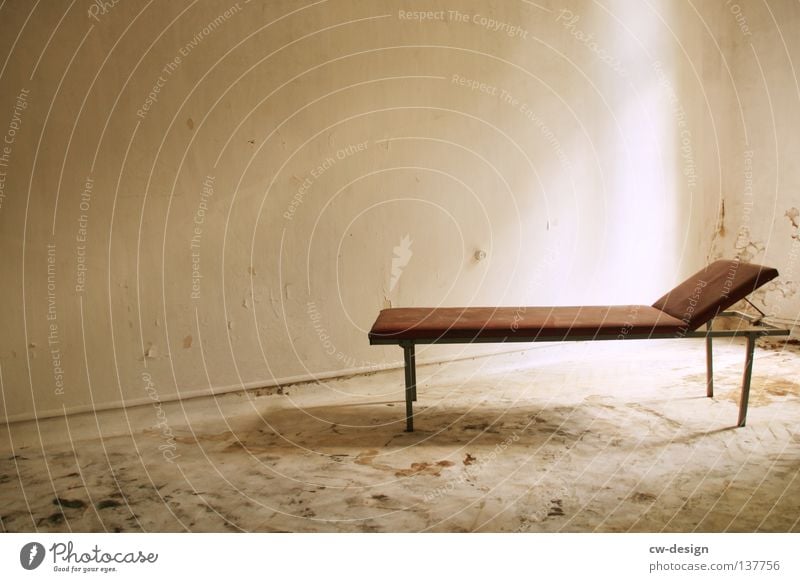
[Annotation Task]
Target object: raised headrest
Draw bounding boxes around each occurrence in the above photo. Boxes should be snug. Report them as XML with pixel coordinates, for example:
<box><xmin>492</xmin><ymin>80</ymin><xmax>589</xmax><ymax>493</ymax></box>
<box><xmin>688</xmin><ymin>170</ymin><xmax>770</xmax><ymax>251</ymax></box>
<box><xmin>652</xmin><ymin>259</ymin><xmax>778</xmax><ymax>331</ymax></box>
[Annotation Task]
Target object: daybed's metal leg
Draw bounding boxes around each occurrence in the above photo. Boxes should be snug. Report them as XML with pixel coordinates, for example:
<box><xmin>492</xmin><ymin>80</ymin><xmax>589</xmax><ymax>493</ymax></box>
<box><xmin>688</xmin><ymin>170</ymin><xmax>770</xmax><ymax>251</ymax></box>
<box><xmin>737</xmin><ymin>333</ymin><xmax>757</xmax><ymax>427</ymax></box>
<box><xmin>402</xmin><ymin>342</ymin><xmax>416</xmax><ymax>432</ymax></box>
<box><xmin>705</xmin><ymin>320</ymin><xmax>714</xmax><ymax>398</ymax></box>
<box><xmin>410</xmin><ymin>349</ymin><xmax>417</xmax><ymax>402</ymax></box>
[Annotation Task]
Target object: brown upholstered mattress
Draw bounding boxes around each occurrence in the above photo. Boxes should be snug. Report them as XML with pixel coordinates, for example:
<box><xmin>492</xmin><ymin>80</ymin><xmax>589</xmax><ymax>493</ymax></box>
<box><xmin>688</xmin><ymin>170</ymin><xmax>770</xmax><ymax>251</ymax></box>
<box><xmin>368</xmin><ymin>260</ymin><xmax>779</xmax><ymax>344</ymax></box>
<box><xmin>369</xmin><ymin>305</ymin><xmax>683</xmax><ymax>342</ymax></box>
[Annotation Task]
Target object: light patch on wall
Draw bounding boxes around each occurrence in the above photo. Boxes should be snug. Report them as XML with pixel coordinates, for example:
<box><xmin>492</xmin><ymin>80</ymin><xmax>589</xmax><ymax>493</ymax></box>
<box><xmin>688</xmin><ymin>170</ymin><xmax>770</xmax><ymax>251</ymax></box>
<box><xmin>389</xmin><ymin>234</ymin><xmax>413</xmax><ymax>291</ymax></box>
<box><xmin>786</xmin><ymin>208</ymin><xmax>799</xmax><ymax>238</ymax></box>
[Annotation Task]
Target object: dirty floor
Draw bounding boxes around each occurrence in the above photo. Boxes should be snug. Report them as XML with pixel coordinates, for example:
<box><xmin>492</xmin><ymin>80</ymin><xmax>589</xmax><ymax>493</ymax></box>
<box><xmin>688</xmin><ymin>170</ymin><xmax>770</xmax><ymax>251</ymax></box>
<box><xmin>1</xmin><ymin>338</ymin><xmax>799</xmax><ymax>532</ymax></box>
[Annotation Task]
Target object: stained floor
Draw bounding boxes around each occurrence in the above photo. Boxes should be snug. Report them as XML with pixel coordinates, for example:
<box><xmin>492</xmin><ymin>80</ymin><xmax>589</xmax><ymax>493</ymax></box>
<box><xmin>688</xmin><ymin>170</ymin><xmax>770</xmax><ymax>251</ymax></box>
<box><xmin>1</xmin><ymin>338</ymin><xmax>799</xmax><ymax>532</ymax></box>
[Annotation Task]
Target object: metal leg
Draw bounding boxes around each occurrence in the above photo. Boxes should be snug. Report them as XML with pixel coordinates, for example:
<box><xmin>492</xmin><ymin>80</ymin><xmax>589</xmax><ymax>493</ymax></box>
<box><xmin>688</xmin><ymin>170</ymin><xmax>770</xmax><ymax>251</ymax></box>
<box><xmin>402</xmin><ymin>342</ymin><xmax>416</xmax><ymax>432</ymax></box>
<box><xmin>409</xmin><ymin>345</ymin><xmax>417</xmax><ymax>402</ymax></box>
<box><xmin>737</xmin><ymin>333</ymin><xmax>757</xmax><ymax>427</ymax></box>
<box><xmin>705</xmin><ymin>320</ymin><xmax>714</xmax><ymax>398</ymax></box>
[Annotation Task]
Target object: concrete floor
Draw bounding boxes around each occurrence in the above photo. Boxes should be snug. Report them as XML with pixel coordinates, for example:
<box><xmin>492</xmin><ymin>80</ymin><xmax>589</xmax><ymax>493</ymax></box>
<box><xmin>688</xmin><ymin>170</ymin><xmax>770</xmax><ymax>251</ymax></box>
<box><xmin>1</xmin><ymin>337</ymin><xmax>799</xmax><ymax>532</ymax></box>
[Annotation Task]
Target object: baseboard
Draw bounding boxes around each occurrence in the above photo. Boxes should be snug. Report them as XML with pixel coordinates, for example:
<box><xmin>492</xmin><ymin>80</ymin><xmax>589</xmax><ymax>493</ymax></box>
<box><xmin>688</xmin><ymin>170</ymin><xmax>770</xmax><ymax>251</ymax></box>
<box><xmin>1</xmin><ymin>342</ymin><xmax>552</xmax><ymax>441</ymax></box>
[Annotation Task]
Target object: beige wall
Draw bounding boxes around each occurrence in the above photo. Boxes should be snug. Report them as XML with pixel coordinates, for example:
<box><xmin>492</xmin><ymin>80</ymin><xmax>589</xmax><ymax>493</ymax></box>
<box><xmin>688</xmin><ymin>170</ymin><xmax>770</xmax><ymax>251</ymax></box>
<box><xmin>706</xmin><ymin>0</ymin><xmax>800</xmax><ymax>326</ymax></box>
<box><xmin>0</xmin><ymin>0</ymin><xmax>759</xmax><ymax>424</ymax></box>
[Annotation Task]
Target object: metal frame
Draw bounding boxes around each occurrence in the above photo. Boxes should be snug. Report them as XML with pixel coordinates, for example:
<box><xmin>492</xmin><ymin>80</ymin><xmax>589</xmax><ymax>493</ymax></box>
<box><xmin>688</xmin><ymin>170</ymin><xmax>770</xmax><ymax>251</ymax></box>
<box><xmin>378</xmin><ymin>311</ymin><xmax>789</xmax><ymax>432</ymax></box>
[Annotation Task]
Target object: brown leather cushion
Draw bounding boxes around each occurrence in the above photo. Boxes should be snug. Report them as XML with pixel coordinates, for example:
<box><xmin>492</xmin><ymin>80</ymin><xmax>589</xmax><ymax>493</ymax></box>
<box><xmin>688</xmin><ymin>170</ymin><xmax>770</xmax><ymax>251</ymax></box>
<box><xmin>651</xmin><ymin>259</ymin><xmax>778</xmax><ymax>331</ymax></box>
<box><xmin>368</xmin><ymin>305</ymin><xmax>685</xmax><ymax>342</ymax></box>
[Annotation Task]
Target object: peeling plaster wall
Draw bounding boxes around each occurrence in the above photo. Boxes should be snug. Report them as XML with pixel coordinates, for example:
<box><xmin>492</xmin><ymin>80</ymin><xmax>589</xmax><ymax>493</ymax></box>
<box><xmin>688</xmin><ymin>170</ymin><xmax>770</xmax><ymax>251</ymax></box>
<box><xmin>707</xmin><ymin>1</ymin><xmax>800</xmax><ymax>326</ymax></box>
<box><xmin>1</xmin><ymin>0</ymin><xmax>722</xmax><ymax>423</ymax></box>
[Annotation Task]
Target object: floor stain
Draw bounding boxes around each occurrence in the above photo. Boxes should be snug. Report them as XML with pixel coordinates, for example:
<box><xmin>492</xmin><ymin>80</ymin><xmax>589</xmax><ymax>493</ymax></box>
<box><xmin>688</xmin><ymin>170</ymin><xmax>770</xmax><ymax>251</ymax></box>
<box><xmin>395</xmin><ymin>460</ymin><xmax>454</xmax><ymax>478</ymax></box>
<box><xmin>631</xmin><ymin>492</ymin><xmax>657</xmax><ymax>503</ymax></box>
<box><xmin>749</xmin><ymin>379</ymin><xmax>800</xmax><ymax>402</ymax></box>
<box><xmin>686</xmin><ymin>373</ymin><xmax>800</xmax><ymax>405</ymax></box>
<box><xmin>53</xmin><ymin>497</ymin><xmax>86</xmax><ymax>510</ymax></box>
<box><xmin>355</xmin><ymin>450</ymin><xmax>380</xmax><ymax>466</ymax></box>
<box><xmin>37</xmin><ymin>512</ymin><xmax>65</xmax><ymax>527</ymax></box>
<box><xmin>547</xmin><ymin>499</ymin><xmax>564</xmax><ymax>517</ymax></box>
<box><xmin>172</xmin><ymin>431</ymin><xmax>234</xmax><ymax>445</ymax></box>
